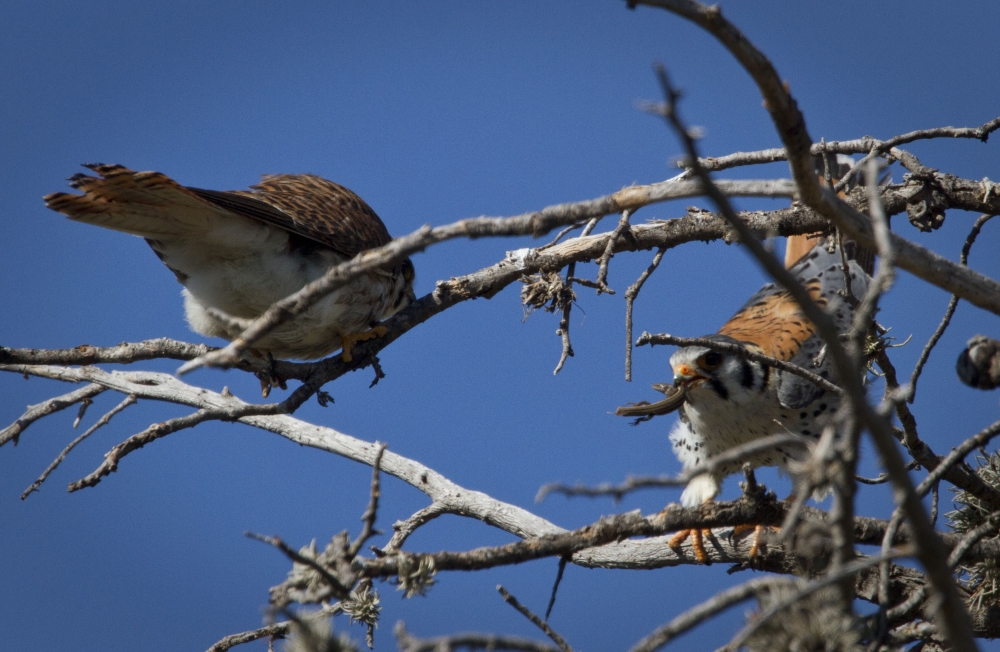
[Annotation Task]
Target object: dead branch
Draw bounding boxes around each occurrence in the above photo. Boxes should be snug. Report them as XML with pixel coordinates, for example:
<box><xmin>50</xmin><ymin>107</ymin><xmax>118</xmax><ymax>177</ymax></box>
<box><xmin>685</xmin><ymin>117</ymin><xmax>1000</xmax><ymax>175</ymax></box>
<box><xmin>206</xmin><ymin>603</ymin><xmax>342</xmax><ymax>652</ymax></box>
<box><xmin>177</xmin><ymin>178</ymin><xmax>796</xmax><ymax>374</ymax></box>
<box><xmin>910</xmin><ymin>214</ymin><xmax>996</xmax><ymax>400</ymax></box>
<box><xmin>348</xmin><ymin>442</ymin><xmax>387</xmax><ymax>558</ymax></box>
<box><xmin>497</xmin><ymin>586</ymin><xmax>573</xmax><ymax>652</ymax></box>
<box><xmin>0</xmin><ymin>383</ymin><xmax>106</xmax><ymax>447</ymax></box>
<box><xmin>538</xmin><ymin>433</ymin><xmax>803</xmax><ymax>501</ymax></box>
<box><xmin>594</xmin><ymin>209</ymin><xmax>634</xmax><ymax>294</ymax></box>
<box><xmin>394</xmin><ymin>622</ymin><xmax>562</xmax><ymax>652</ymax></box>
<box><xmin>553</xmin><ymin>217</ymin><xmax>600</xmax><ymax>374</ymax></box>
<box><xmin>624</xmin><ymin>247</ymin><xmax>666</xmax><ymax>381</ymax></box>
<box><xmin>636</xmin><ymin>332</ymin><xmax>841</xmax><ymax>395</ymax></box>
<box><xmin>628</xmin><ymin>577</ymin><xmax>793</xmax><ymax>652</ymax></box>
<box><xmin>245</xmin><ymin>532</ymin><xmax>353</xmax><ymax>602</ymax></box>
<box><xmin>21</xmin><ymin>394</ymin><xmax>136</xmax><ymax>499</ymax></box>
<box><xmin>631</xmin><ymin>1</ymin><xmax>977</xmax><ymax>645</ymax></box>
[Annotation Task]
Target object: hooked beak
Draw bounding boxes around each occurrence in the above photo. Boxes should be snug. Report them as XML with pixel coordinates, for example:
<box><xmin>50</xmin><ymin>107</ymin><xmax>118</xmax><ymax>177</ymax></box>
<box><xmin>672</xmin><ymin>363</ymin><xmax>706</xmax><ymax>388</ymax></box>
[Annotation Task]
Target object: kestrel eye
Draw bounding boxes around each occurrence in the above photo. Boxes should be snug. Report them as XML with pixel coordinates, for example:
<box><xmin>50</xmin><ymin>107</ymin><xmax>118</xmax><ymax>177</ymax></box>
<box><xmin>700</xmin><ymin>351</ymin><xmax>723</xmax><ymax>369</ymax></box>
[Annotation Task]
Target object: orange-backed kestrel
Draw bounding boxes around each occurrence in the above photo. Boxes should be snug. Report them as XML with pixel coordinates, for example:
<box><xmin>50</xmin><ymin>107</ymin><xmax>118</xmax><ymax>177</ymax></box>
<box><xmin>619</xmin><ymin>236</ymin><xmax>871</xmax><ymax>559</ymax></box>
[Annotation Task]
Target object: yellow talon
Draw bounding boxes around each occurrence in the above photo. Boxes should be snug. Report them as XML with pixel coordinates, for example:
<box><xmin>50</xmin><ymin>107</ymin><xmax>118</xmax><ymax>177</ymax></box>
<box><xmin>667</xmin><ymin>528</ymin><xmax>713</xmax><ymax>564</ymax></box>
<box><xmin>340</xmin><ymin>325</ymin><xmax>389</xmax><ymax>362</ymax></box>
<box><xmin>730</xmin><ymin>523</ymin><xmax>779</xmax><ymax>558</ymax></box>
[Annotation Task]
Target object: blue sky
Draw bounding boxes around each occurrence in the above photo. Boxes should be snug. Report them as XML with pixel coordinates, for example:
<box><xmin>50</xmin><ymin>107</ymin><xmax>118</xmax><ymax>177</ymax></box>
<box><xmin>2</xmin><ymin>1</ymin><xmax>999</xmax><ymax>650</ymax></box>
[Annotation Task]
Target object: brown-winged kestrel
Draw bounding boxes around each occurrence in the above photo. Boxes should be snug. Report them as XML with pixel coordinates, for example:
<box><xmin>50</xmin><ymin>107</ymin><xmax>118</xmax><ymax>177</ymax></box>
<box><xmin>45</xmin><ymin>164</ymin><xmax>415</xmax><ymax>362</ymax></box>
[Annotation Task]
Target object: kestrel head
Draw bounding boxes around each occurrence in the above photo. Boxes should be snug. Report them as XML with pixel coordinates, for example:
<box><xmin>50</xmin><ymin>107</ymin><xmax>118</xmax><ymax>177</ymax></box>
<box><xmin>392</xmin><ymin>258</ymin><xmax>418</xmax><ymax>313</ymax></box>
<box><xmin>668</xmin><ymin>335</ymin><xmax>770</xmax><ymax>407</ymax></box>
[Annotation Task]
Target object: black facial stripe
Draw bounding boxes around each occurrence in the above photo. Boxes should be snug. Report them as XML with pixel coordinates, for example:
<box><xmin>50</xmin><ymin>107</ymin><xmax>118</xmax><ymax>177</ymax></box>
<box><xmin>708</xmin><ymin>377</ymin><xmax>729</xmax><ymax>401</ymax></box>
<box><xmin>760</xmin><ymin>363</ymin><xmax>771</xmax><ymax>388</ymax></box>
<box><xmin>739</xmin><ymin>358</ymin><xmax>754</xmax><ymax>389</ymax></box>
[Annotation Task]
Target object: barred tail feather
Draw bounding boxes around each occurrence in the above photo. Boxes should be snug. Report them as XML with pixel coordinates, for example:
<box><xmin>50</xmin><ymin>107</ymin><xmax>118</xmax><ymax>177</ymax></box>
<box><xmin>44</xmin><ymin>164</ymin><xmax>233</xmax><ymax>241</ymax></box>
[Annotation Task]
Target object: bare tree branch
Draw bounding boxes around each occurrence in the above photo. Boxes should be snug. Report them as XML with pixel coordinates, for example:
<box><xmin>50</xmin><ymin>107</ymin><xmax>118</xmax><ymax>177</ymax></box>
<box><xmin>206</xmin><ymin>603</ymin><xmax>342</xmax><ymax>652</ymax></box>
<box><xmin>909</xmin><ymin>214</ymin><xmax>996</xmax><ymax>401</ymax></box>
<box><xmin>594</xmin><ymin>209</ymin><xmax>634</xmax><ymax>294</ymax></box>
<box><xmin>874</xmin><ymin>351</ymin><xmax>1000</xmax><ymax>507</ymax></box>
<box><xmin>176</xmin><ymin>179</ymin><xmax>796</xmax><ymax>375</ymax></box>
<box><xmin>349</xmin><ymin>442</ymin><xmax>388</xmax><ymax>558</ymax></box>
<box><xmin>395</xmin><ymin>622</ymin><xmax>561</xmax><ymax>652</ymax></box>
<box><xmin>723</xmin><ymin>550</ymin><xmax>909</xmax><ymax>652</ymax></box>
<box><xmin>497</xmin><ymin>586</ymin><xmax>573</xmax><ymax>652</ymax></box>
<box><xmin>624</xmin><ymin>247</ymin><xmax>666</xmax><ymax>381</ymax></box>
<box><xmin>553</xmin><ymin>217</ymin><xmax>600</xmax><ymax>374</ymax></box>
<box><xmin>629</xmin><ymin>2</ymin><xmax>978</xmax><ymax>645</ymax></box>
<box><xmin>636</xmin><ymin>332</ymin><xmax>841</xmax><ymax>395</ymax></box>
<box><xmin>245</xmin><ymin>532</ymin><xmax>352</xmax><ymax>601</ymax></box>
<box><xmin>538</xmin><ymin>433</ymin><xmax>803</xmax><ymax>501</ymax></box>
<box><xmin>21</xmin><ymin>394</ymin><xmax>137</xmax><ymax>499</ymax></box>
<box><xmin>0</xmin><ymin>383</ymin><xmax>106</xmax><ymax>447</ymax></box>
<box><xmin>685</xmin><ymin>117</ymin><xmax>1000</xmax><ymax>174</ymax></box>
<box><xmin>629</xmin><ymin>577</ymin><xmax>792</xmax><ymax>652</ymax></box>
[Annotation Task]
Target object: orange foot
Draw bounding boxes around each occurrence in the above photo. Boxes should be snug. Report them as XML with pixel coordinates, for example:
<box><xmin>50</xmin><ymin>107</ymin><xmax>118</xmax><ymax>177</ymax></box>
<box><xmin>668</xmin><ymin>528</ymin><xmax>714</xmax><ymax>564</ymax></box>
<box><xmin>730</xmin><ymin>524</ymin><xmax>779</xmax><ymax>557</ymax></box>
<box><xmin>341</xmin><ymin>325</ymin><xmax>388</xmax><ymax>362</ymax></box>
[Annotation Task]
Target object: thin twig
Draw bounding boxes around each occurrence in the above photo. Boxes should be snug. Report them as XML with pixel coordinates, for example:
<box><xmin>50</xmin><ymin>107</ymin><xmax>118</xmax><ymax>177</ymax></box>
<box><xmin>245</xmin><ymin>532</ymin><xmax>352</xmax><ymax>599</ymax></box>
<box><xmin>887</xmin><ymin>511</ymin><xmax>1000</xmax><ymax>623</ymax></box>
<box><xmin>908</xmin><ymin>214</ymin><xmax>995</xmax><ymax>401</ymax></box>
<box><xmin>394</xmin><ymin>621</ymin><xmax>561</xmax><ymax>652</ymax></box>
<box><xmin>554</xmin><ymin>217</ymin><xmax>600</xmax><ymax>375</ymax></box>
<box><xmin>67</xmin><ymin>408</ymin><xmax>241</xmax><ymax>491</ymax></box>
<box><xmin>206</xmin><ymin>603</ymin><xmax>342</xmax><ymax>652</ymax></box>
<box><xmin>22</xmin><ymin>394</ymin><xmax>137</xmax><ymax>499</ymax></box>
<box><xmin>382</xmin><ymin>502</ymin><xmax>449</xmax><ymax>554</ymax></box>
<box><xmin>497</xmin><ymin>585</ymin><xmax>573</xmax><ymax>652</ymax></box>
<box><xmin>855</xmin><ymin>460</ymin><xmax>920</xmax><ymax>485</ymax></box>
<box><xmin>637</xmin><ymin>332</ymin><xmax>841</xmax><ymax>395</ymax></box>
<box><xmin>628</xmin><ymin>577</ymin><xmax>792</xmax><ymax>652</ymax></box>
<box><xmin>930</xmin><ymin>482</ymin><xmax>940</xmax><ymax>527</ymax></box>
<box><xmin>72</xmin><ymin>397</ymin><xmax>93</xmax><ymax>428</ymax></box>
<box><xmin>875</xmin><ymin>350</ymin><xmax>1000</xmax><ymax>506</ymax></box>
<box><xmin>538</xmin><ymin>221</ymin><xmax>588</xmax><ymax>250</ymax></box>
<box><xmin>625</xmin><ymin>247</ymin><xmax>667</xmax><ymax>382</ymax></box>
<box><xmin>0</xmin><ymin>383</ymin><xmax>106</xmax><ymax>447</ymax></box>
<box><xmin>850</xmin><ymin>160</ymin><xmax>896</xmax><ymax>342</ymax></box>
<box><xmin>826</xmin><ymin>409</ymin><xmax>862</xmax><ymax>612</ymax></box>
<box><xmin>349</xmin><ymin>442</ymin><xmax>387</xmax><ymax>557</ymax></box>
<box><xmin>723</xmin><ymin>550</ymin><xmax>909</xmax><ymax>652</ymax></box>
<box><xmin>879</xmin><ymin>417</ymin><xmax>1000</xmax><ymax>612</ymax></box>
<box><xmin>594</xmin><ymin>209</ymin><xmax>634</xmax><ymax>294</ymax></box>
<box><xmin>544</xmin><ymin>557</ymin><xmax>568</xmax><ymax>621</ymax></box>
<box><xmin>537</xmin><ymin>433</ymin><xmax>804</xmax><ymax>502</ymax></box>
<box><xmin>683</xmin><ymin>117</ymin><xmax>1000</xmax><ymax>175</ymax></box>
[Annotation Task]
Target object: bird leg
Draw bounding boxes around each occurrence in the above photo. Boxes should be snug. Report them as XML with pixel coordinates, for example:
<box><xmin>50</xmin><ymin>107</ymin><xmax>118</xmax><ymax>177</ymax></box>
<box><xmin>667</xmin><ymin>527</ymin><xmax>713</xmax><ymax>564</ymax></box>
<box><xmin>729</xmin><ymin>491</ymin><xmax>795</xmax><ymax>557</ymax></box>
<box><xmin>729</xmin><ymin>524</ymin><xmax>770</xmax><ymax>557</ymax></box>
<box><xmin>252</xmin><ymin>350</ymin><xmax>287</xmax><ymax>398</ymax></box>
<box><xmin>340</xmin><ymin>325</ymin><xmax>388</xmax><ymax>362</ymax></box>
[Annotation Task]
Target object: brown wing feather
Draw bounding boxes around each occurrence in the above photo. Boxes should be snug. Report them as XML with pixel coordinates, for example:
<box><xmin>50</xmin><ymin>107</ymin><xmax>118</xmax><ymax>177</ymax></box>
<box><xmin>48</xmin><ymin>164</ymin><xmax>394</xmax><ymax>260</ymax></box>
<box><xmin>44</xmin><ymin>164</ymin><xmax>235</xmax><ymax>239</ymax></box>
<box><xmin>192</xmin><ymin>174</ymin><xmax>393</xmax><ymax>259</ymax></box>
<box><xmin>718</xmin><ymin>279</ymin><xmax>826</xmax><ymax>361</ymax></box>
